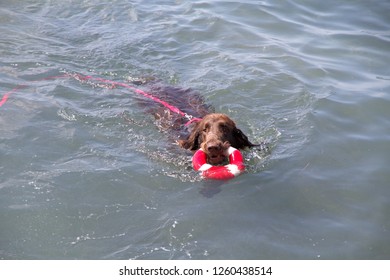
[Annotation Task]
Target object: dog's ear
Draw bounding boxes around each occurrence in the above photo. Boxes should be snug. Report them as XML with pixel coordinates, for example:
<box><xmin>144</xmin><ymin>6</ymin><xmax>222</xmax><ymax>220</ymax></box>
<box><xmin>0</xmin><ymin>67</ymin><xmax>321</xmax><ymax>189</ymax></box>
<box><xmin>178</xmin><ymin>123</ymin><xmax>202</xmax><ymax>151</ymax></box>
<box><xmin>178</xmin><ymin>132</ymin><xmax>200</xmax><ymax>151</ymax></box>
<box><xmin>232</xmin><ymin>127</ymin><xmax>253</xmax><ymax>149</ymax></box>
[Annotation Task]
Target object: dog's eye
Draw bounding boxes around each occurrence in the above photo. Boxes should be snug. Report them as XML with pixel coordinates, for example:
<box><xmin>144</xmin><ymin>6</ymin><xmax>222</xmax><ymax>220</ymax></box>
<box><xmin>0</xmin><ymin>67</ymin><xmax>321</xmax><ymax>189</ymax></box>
<box><xmin>219</xmin><ymin>123</ymin><xmax>228</xmax><ymax>132</ymax></box>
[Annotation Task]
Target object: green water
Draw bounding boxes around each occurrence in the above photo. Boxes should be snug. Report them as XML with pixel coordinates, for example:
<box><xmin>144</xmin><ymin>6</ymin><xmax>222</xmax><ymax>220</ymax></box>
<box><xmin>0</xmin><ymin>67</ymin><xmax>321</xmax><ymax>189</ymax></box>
<box><xmin>1</xmin><ymin>0</ymin><xmax>389</xmax><ymax>259</ymax></box>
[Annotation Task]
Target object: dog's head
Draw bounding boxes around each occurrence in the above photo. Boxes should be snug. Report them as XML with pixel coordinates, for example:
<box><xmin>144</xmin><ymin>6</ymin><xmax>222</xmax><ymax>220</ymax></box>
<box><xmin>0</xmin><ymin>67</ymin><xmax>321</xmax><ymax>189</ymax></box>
<box><xmin>179</xmin><ymin>113</ymin><xmax>253</xmax><ymax>164</ymax></box>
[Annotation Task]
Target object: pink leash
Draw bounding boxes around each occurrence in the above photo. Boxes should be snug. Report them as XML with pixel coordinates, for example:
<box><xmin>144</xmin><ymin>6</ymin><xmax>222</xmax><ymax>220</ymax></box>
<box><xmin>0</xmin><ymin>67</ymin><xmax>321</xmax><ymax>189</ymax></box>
<box><xmin>0</xmin><ymin>73</ymin><xmax>202</xmax><ymax>125</ymax></box>
<box><xmin>0</xmin><ymin>74</ymin><xmax>66</xmax><ymax>107</ymax></box>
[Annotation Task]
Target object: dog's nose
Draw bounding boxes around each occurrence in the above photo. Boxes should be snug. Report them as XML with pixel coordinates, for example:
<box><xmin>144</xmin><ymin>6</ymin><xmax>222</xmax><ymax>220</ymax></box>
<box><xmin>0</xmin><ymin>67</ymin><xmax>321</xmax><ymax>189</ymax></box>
<box><xmin>207</xmin><ymin>142</ymin><xmax>222</xmax><ymax>152</ymax></box>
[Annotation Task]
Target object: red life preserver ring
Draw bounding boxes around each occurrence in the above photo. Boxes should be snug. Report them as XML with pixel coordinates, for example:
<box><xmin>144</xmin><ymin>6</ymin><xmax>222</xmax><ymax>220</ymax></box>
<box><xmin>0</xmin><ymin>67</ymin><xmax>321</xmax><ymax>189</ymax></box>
<box><xmin>192</xmin><ymin>147</ymin><xmax>245</xmax><ymax>180</ymax></box>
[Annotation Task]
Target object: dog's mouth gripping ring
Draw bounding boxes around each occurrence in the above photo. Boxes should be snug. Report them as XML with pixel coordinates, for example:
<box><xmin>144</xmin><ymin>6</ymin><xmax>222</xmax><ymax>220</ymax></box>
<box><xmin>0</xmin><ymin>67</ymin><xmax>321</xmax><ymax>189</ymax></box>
<box><xmin>192</xmin><ymin>147</ymin><xmax>245</xmax><ymax>180</ymax></box>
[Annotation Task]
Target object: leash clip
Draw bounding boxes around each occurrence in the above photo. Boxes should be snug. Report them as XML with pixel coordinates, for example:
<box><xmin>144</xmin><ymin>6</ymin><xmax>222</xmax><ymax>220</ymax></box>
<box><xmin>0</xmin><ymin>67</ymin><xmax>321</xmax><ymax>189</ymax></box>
<box><xmin>184</xmin><ymin>113</ymin><xmax>194</xmax><ymax>121</ymax></box>
<box><xmin>184</xmin><ymin>113</ymin><xmax>202</xmax><ymax>126</ymax></box>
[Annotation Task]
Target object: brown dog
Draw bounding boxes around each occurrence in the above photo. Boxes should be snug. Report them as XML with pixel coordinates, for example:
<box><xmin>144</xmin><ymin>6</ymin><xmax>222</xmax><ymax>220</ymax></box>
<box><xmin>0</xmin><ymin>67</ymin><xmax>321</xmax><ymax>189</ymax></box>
<box><xmin>127</xmin><ymin>79</ymin><xmax>260</xmax><ymax>165</ymax></box>
<box><xmin>178</xmin><ymin>113</ymin><xmax>256</xmax><ymax>164</ymax></box>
